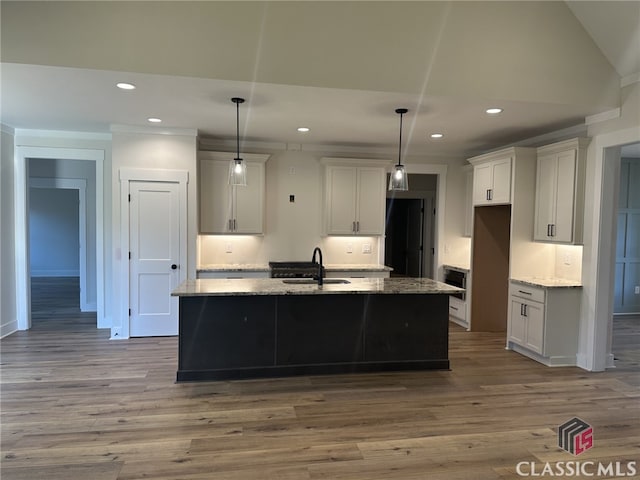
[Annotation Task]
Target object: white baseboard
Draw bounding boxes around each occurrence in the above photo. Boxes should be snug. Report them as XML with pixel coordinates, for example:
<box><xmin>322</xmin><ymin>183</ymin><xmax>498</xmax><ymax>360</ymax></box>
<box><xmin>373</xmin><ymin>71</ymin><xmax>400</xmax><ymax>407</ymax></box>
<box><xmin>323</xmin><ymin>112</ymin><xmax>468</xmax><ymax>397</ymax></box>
<box><xmin>1</xmin><ymin>319</ymin><xmax>18</xmax><ymax>338</ymax></box>
<box><xmin>81</xmin><ymin>302</ymin><xmax>97</xmax><ymax>313</ymax></box>
<box><xmin>31</xmin><ymin>270</ymin><xmax>80</xmax><ymax>277</ymax></box>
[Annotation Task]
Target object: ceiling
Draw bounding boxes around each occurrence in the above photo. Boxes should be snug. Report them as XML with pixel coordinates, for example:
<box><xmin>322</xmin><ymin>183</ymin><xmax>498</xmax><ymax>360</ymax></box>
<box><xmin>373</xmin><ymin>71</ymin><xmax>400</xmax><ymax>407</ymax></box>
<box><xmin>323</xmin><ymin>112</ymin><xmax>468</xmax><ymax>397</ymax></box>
<box><xmin>1</xmin><ymin>1</ymin><xmax>638</xmax><ymax>160</ymax></box>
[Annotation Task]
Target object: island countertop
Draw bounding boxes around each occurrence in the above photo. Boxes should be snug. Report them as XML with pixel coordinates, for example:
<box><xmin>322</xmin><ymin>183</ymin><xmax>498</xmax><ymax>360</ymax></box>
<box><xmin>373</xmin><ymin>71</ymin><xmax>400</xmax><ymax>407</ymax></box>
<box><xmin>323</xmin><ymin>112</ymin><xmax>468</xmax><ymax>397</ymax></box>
<box><xmin>172</xmin><ymin>277</ymin><xmax>463</xmax><ymax>297</ymax></box>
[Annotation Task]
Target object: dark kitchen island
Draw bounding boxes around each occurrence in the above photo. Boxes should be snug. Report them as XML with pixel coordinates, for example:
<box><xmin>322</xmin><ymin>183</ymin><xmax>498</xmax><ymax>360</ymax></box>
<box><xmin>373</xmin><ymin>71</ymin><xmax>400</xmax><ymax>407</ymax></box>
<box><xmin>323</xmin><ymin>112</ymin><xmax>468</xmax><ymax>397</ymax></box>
<box><xmin>171</xmin><ymin>277</ymin><xmax>463</xmax><ymax>382</ymax></box>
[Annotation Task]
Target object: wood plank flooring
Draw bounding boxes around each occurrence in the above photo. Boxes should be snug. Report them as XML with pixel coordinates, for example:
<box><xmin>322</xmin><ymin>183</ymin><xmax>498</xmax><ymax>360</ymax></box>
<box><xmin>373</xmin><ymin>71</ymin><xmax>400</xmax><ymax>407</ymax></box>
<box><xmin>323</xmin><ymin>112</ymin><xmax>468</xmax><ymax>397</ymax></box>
<box><xmin>1</xmin><ymin>278</ymin><xmax>638</xmax><ymax>479</ymax></box>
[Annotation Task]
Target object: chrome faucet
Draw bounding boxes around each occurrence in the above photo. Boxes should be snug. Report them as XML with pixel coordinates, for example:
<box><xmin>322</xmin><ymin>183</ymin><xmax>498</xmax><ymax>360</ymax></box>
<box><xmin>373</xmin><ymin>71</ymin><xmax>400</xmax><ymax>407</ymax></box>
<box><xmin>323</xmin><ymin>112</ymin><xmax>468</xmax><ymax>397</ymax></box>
<box><xmin>311</xmin><ymin>247</ymin><xmax>323</xmax><ymax>286</ymax></box>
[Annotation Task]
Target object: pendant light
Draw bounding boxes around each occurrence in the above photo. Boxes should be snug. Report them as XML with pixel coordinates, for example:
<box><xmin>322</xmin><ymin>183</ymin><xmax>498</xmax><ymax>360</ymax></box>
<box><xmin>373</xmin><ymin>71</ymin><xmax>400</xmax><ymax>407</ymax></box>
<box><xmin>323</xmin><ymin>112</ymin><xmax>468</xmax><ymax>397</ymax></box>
<box><xmin>229</xmin><ymin>97</ymin><xmax>247</xmax><ymax>186</ymax></box>
<box><xmin>389</xmin><ymin>108</ymin><xmax>409</xmax><ymax>191</ymax></box>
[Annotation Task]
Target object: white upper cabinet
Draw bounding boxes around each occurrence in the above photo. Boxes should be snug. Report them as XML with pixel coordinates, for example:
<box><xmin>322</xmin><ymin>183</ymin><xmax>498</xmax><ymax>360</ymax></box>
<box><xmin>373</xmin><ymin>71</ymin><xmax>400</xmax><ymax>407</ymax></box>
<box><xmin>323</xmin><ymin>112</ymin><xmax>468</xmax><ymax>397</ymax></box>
<box><xmin>322</xmin><ymin>158</ymin><xmax>387</xmax><ymax>235</ymax></box>
<box><xmin>533</xmin><ymin>138</ymin><xmax>589</xmax><ymax>244</ymax></box>
<box><xmin>199</xmin><ymin>152</ymin><xmax>269</xmax><ymax>234</ymax></box>
<box><xmin>469</xmin><ymin>152</ymin><xmax>512</xmax><ymax>205</ymax></box>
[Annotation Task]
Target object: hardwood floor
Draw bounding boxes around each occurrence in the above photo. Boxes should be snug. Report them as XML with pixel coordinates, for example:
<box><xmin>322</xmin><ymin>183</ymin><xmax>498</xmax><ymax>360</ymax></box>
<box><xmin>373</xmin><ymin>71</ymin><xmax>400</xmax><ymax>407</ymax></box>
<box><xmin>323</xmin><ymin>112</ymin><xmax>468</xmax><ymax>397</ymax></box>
<box><xmin>1</xmin><ymin>278</ymin><xmax>638</xmax><ymax>479</ymax></box>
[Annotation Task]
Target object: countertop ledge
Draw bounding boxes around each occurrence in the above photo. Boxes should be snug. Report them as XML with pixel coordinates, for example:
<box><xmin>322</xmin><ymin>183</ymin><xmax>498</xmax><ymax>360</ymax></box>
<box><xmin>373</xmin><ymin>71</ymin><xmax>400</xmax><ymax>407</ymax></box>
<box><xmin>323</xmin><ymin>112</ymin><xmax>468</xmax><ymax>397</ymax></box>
<box><xmin>442</xmin><ymin>263</ymin><xmax>470</xmax><ymax>273</ymax></box>
<box><xmin>173</xmin><ymin>277</ymin><xmax>462</xmax><ymax>297</ymax></box>
<box><xmin>197</xmin><ymin>264</ymin><xmax>393</xmax><ymax>273</ymax></box>
<box><xmin>511</xmin><ymin>277</ymin><xmax>583</xmax><ymax>288</ymax></box>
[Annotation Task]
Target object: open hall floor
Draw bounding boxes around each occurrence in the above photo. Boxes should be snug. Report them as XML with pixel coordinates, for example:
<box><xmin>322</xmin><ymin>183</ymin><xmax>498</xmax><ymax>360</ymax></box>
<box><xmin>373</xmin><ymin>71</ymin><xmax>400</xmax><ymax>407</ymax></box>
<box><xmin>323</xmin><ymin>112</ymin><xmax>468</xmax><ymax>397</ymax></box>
<box><xmin>1</xmin><ymin>278</ymin><xmax>638</xmax><ymax>479</ymax></box>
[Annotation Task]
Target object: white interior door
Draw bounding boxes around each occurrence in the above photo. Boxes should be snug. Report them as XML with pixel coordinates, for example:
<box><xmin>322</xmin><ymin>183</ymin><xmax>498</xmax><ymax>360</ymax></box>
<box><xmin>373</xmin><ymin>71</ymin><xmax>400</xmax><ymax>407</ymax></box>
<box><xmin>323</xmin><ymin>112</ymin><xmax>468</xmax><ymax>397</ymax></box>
<box><xmin>129</xmin><ymin>181</ymin><xmax>180</xmax><ymax>336</ymax></box>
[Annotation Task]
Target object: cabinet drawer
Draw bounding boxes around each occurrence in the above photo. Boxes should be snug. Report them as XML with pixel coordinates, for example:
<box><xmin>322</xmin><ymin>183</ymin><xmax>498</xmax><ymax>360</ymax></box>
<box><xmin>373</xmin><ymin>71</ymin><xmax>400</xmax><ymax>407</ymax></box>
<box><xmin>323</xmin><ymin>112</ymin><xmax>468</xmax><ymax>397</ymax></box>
<box><xmin>511</xmin><ymin>283</ymin><xmax>545</xmax><ymax>303</ymax></box>
<box><xmin>448</xmin><ymin>296</ymin><xmax>467</xmax><ymax>321</ymax></box>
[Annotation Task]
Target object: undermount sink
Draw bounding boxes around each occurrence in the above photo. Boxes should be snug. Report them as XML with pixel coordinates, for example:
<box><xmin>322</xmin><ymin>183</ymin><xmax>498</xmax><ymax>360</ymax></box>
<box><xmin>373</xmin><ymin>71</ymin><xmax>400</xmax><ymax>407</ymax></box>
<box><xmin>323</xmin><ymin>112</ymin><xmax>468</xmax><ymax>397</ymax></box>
<box><xmin>281</xmin><ymin>279</ymin><xmax>351</xmax><ymax>285</ymax></box>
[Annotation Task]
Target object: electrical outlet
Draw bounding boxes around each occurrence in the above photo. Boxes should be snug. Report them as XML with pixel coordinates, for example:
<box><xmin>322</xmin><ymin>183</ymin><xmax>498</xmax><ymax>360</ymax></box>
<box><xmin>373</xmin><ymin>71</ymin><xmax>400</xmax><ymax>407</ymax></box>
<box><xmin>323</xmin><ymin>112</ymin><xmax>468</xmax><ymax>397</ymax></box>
<box><xmin>346</xmin><ymin>243</ymin><xmax>353</xmax><ymax>254</ymax></box>
<box><xmin>563</xmin><ymin>253</ymin><xmax>572</xmax><ymax>265</ymax></box>
<box><xmin>289</xmin><ymin>166</ymin><xmax>296</xmax><ymax>175</ymax></box>
<box><xmin>635</xmin><ymin>286</ymin><xmax>640</xmax><ymax>295</ymax></box>
<box><xmin>225</xmin><ymin>243</ymin><xmax>233</xmax><ymax>253</ymax></box>
<box><xmin>362</xmin><ymin>243</ymin><xmax>372</xmax><ymax>254</ymax></box>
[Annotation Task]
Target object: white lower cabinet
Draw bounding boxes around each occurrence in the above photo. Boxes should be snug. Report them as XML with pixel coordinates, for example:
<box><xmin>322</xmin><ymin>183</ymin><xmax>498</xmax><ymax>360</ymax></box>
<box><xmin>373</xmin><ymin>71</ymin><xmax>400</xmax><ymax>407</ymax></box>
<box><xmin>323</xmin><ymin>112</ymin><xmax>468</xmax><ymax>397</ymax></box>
<box><xmin>507</xmin><ymin>282</ymin><xmax>581</xmax><ymax>366</ymax></box>
<box><xmin>448</xmin><ymin>296</ymin><xmax>468</xmax><ymax>328</ymax></box>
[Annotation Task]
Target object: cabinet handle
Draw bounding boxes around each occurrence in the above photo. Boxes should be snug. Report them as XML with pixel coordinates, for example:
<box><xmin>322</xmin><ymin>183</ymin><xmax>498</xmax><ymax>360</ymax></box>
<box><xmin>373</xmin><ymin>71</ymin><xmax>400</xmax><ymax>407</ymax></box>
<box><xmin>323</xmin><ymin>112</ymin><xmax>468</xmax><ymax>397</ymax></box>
<box><xmin>228</xmin><ymin>219</ymin><xmax>233</xmax><ymax>231</ymax></box>
<box><xmin>234</xmin><ymin>219</ymin><xmax>237</xmax><ymax>231</ymax></box>
<box><xmin>486</xmin><ymin>189</ymin><xmax>491</xmax><ymax>201</ymax></box>
<box><xmin>352</xmin><ymin>221</ymin><xmax>356</xmax><ymax>233</ymax></box>
<box><xmin>450</xmin><ymin>306</ymin><xmax>458</xmax><ymax>311</ymax></box>
<box><xmin>551</xmin><ymin>224</ymin><xmax>555</xmax><ymax>237</ymax></box>
<box><xmin>518</xmin><ymin>290</ymin><xmax>532</xmax><ymax>296</ymax></box>
<box><xmin>523</xmin><ymin>304</ymin><xmax>528</xmax><ymax>317</ymax></box>
<box><xmin>547</xmin><ymin>224</ymin><xmax>551</xmax><ymax>237</ymax></box>
<box><xmin>356</xmin><ymin>221</ymin><xmax>360</xmax><ymax>232</ymax></box>
<box><xmin>520</xmin><ymin>304</ymin><xmax>524</xmax><ymax>316</ymax></box>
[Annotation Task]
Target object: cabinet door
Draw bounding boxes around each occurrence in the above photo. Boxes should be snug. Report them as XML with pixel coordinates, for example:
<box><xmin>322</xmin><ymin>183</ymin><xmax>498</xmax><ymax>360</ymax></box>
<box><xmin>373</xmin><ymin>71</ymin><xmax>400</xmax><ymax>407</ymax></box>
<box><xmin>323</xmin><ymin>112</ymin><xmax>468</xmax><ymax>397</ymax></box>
<box><xmin>199</xmin><ymin>160</ymin><xmax>232</xmax><ymax>233</ymax></box>
<box><xmin>473</xmin><ymin>163</ymin><xmax>493</xmax><ymax>205</ymax></box>
<box><xmin>234</xmin><ymin>162</ymin><xmax>265</xmax><ymax>234</ymax></box>
<box><xmin>326</xmin><ymin>166</ymin><xmax>358</xmax><ymax>234</ymax></box>
<box><xmin>524</xmin><ymin>301</ymin><xmax>544</xmax><ymax>354</ymax></box>
<box><xmin>490</xmin><ymin>157</ymin><xmax>512</xmax><ymax>204</ymax></box>
<box><xmin>356</xmin><ymin>167</ymin><xmax>385</xmax><ymax>234</ymax></box>
<box><xmin>552</xmin><ymin>150</ymin><xmax>577</xmax><ymax>243</ymax></box>
<box><xmin>509</xmin><ymin>298</ymin><xmax>527</xmax><ymax>345</ymax></box>
<box><xmin>534</xmin><ymin>153</ymin><xmax>557</xmax><ymax>241</ymax></box>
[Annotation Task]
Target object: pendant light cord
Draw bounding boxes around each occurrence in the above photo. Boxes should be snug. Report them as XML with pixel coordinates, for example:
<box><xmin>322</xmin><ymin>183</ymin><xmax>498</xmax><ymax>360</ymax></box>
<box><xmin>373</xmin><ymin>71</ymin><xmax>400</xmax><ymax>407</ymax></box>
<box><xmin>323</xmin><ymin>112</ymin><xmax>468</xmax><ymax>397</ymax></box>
<box><xmin>395</xmin><ymin>108</ymin><xmax>408</xmax><ymax>167</ymax></box>
<box><xmin>236</xmin><ymin>99</ymin><xmax>240</xmax><ymax>159</ymax></box>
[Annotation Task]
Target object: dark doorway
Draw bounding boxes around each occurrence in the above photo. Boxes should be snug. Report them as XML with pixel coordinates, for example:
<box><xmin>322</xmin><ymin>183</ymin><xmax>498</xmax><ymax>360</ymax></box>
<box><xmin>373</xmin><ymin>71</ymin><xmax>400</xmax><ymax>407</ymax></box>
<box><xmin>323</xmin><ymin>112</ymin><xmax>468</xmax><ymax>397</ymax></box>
<box><xmin>385</xmin><ymin>198</ymin><xmax>424</xmax><ymax>277</ymax></box>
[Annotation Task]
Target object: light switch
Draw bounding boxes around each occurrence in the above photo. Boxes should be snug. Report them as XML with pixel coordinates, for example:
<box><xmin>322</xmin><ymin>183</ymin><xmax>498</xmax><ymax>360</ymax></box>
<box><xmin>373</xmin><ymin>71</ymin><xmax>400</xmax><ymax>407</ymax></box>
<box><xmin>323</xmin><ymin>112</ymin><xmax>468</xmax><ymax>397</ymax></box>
<box><xmin>225</xmin><ymin>243</ymin><xmax>233</xmax><ymax>253</ymax></box>
<box><xmin>362</xmin><ymin>243</ymin><xmax>372</xmax><ymax>254</ymax></box>
<box><xmin>346</xmin><ymin>243</ymin><xmax>353</xmax><ymax>254</ymax></box>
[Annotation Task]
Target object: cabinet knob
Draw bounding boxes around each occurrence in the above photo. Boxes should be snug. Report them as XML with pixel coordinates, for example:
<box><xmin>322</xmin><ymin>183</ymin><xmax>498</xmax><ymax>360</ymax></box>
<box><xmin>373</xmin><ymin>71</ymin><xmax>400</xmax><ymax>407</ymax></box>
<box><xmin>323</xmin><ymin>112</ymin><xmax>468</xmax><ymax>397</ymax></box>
<box><xmin>171</xmin><ymin>264</ymin><xmax>178</xmax><ymax>270</ymax></box>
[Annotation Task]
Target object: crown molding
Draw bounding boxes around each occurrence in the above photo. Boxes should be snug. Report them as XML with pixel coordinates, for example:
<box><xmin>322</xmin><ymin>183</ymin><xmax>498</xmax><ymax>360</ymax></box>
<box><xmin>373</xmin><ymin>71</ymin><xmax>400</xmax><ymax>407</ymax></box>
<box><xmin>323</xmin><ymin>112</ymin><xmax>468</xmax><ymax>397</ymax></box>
<box><xmin>14</xmin><ymin>128</ymin><xmax>111</xmax><ymax>141</ymax></box>
<box><xmin>110</xmin><ymin>124</ymin><xmax>197</xmax><ymax>137</ymax></box>
<box><xmin>585</xmin><ymin>108</ymin><xmax>621</xmax><ymax>126</ymax></box>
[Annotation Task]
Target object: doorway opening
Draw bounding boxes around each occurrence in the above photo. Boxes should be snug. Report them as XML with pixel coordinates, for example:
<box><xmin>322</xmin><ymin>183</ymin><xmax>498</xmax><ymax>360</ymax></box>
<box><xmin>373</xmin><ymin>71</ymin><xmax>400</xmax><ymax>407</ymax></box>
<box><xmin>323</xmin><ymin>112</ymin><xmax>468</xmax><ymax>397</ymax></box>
<box><xmin>385</xmin><ymin>174</ymin><xmax>436</xmax><ymax>278</ymax></box>
<box><xmin>612</xmin><ymin>145</ymin><xmax>640</xmax><ymax>369</ymax></box>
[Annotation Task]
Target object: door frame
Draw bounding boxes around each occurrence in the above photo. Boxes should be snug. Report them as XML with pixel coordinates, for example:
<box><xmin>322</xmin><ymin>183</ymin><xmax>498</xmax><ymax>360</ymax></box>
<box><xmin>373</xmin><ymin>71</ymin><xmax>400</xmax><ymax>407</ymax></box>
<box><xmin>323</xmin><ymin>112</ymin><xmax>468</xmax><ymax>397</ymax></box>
<box><xmin>14</xmin><ymin>146</ymin><xmax>104</xmax><ymax>330</ymax></box>
<box><xmin>117</xmin><ymin>168</ymin><xmax>188</xmax><ymax>339</ymax></box>
<box><xmin>581</xmin><ymin>125</ymin><xmax>640</xmax><ymax>371</ymax></box>
<box><xmin>29</xmin><ymin>177</ymin><xmax>90</xmax><ymax>311</ymax></box>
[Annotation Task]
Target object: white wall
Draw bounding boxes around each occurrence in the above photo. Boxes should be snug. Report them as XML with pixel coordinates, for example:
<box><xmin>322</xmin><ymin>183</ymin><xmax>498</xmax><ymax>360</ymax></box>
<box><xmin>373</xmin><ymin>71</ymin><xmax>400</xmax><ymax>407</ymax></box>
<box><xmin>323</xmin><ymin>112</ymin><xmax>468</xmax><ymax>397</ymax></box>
<box><xmin>29</xmin><ymin>188</ymin><xmax>79</xmax><ymax>276</ymax></box>
<box><xmin>198</xmin><ymin>150</ymin><xmax>383</xmax><ymax>266</ymax></box>
<box><xmin>198</xmin><ymin>150</ymin><xmax>461</xmax><ymax>269</ymax></box>
<box><xmin>110</xmin><ymin>129</ymin><xmax>197</xmax><ymax>337</ymax></box>
<box><xmin>1</xmin><ymin>126</ymin><xmax>17</xmax><ymax>337</ymax></box>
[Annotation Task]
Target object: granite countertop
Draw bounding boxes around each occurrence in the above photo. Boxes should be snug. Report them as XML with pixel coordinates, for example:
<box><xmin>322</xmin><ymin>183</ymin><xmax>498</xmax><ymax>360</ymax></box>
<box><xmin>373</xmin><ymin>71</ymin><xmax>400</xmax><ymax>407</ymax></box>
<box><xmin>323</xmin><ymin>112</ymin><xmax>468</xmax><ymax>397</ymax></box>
<box><xmin>172</xmin><ymin>277</ymin><xmax>463</xmax><ymax>297</ymax></box>
<box><xmin>442</xmin><ymin>263</ymin><xmax>470</xmax><ymax>273</ymax></box>
<box><xmin>511</xmin><ymin>276</ymin><xmax>583</xmax><ymax>288</ymax></box>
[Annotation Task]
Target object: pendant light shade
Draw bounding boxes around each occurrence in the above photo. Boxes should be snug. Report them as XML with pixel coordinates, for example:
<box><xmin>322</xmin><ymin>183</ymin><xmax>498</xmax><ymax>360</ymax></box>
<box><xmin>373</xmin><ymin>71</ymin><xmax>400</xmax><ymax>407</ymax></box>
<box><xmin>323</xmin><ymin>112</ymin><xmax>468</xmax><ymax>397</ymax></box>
<box><xmin>229</xmin><ymin>97</ymin><xmax>247</xmax><ymax>186</ymax></box>
<box><xmin>389</xmin><ymin>108</ymin><xmax>409</xmax><ymax>191</ymax></box>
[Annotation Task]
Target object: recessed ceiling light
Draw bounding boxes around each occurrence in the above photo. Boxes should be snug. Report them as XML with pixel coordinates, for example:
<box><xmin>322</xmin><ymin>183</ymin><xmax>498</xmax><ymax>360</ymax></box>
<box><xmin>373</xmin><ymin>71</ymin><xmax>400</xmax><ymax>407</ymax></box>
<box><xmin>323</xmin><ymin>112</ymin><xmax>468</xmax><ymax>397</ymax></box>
<box><xmin>485</xmin><ymin>107</ymin><xmax>503</xmax><ymax>115</ymax></box>
<box><xmin>147</xmin><ymin>117</ymin><xmax>162</xmax><ymax>123</ymax></box>
<box><xmin>430</xmin><ymin>133</ymin><xmax>444</xmax><ymax>139</ymax></box>
<box><xmin>297</xmin><ymin>127</ymin><xmax>310</xmax><ymax>132</ymax></box>
<box><xmin>116</xmin><ymin>82</ymin><xmax>136</xmax><ymax>90</ymax></box>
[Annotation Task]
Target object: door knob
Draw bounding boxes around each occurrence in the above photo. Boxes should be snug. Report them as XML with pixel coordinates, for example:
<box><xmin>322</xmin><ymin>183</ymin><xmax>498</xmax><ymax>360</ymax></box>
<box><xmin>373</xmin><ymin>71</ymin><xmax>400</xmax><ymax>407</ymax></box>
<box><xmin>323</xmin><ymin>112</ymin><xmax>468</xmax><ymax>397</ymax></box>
<box><xmin>171</xmin><ymin>264</ymin><xmax>178</xmax><ymax>270</ymax></box>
